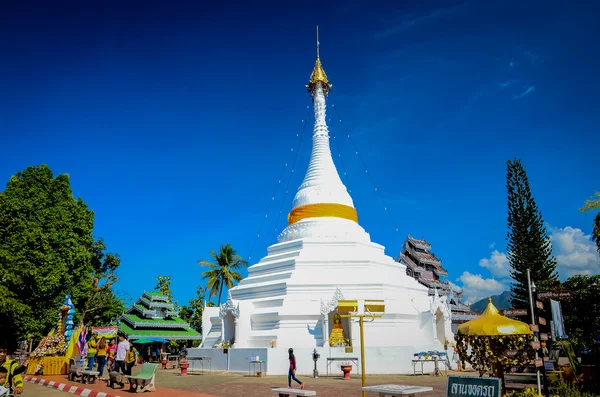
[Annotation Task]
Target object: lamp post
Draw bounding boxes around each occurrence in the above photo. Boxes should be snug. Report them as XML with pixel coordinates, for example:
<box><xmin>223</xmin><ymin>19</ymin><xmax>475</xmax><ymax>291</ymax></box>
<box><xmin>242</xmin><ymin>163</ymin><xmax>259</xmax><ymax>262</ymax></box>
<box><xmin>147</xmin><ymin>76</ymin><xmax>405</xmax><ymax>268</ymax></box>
<box><xmin>337</xmin><ymin>299</ymin><xmax>385</xmax><ymax>397</ymax></box>
<box><xmin>527</xmin><ymin>269</ymin><xmax>542</xmax><ymax>395</ymax></box>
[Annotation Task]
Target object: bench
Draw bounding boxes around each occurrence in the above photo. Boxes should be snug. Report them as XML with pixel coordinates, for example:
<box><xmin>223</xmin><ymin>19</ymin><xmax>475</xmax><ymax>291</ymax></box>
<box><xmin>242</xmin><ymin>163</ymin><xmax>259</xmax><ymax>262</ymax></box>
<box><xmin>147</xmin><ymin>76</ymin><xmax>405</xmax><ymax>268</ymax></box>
<box><xmin>79</xmin><ymin>370</ymin><xmax>100</xmax><ymax>384</ymax></box>
<box><xmin>362</xmin><ymin>384</ymin><xmax>433</xmax><ymax>397</ymax></box>
<box><xmin>271</xmin><ymin>388</ymin><xmax>316</xmax><ymax>397</ymax></box>
<box><xmin>123</xmin><ymin>363</ymin><xmax>159</xmax><ymax>392</ymax></box>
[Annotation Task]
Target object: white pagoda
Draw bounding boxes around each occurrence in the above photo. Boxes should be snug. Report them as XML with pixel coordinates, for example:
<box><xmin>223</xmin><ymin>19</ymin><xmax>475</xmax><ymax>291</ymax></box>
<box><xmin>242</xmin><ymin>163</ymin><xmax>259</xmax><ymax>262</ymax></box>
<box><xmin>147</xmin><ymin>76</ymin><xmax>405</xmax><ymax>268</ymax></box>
<box><xmin>193</xmin><ymin>31</ymin><xmax>451</xmax><ymax>375</ymax></box>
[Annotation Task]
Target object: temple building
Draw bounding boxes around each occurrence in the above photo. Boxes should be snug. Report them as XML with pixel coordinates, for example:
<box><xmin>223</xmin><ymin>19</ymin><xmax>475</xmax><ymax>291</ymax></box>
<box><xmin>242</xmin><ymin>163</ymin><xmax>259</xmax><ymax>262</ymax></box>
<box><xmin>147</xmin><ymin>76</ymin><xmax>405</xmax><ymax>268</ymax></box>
<box><xmin>118</xmin><ymin>291</ymin><xmax>202</xmax><ymax>342</ymax></box>
<box><xmin>397</xmin><ymin>234</ymin><xmax>478</xmax><ymax>332</ymax></box>
<box><xmin>192</xmin><ymin>30</ymin><xmax>452</xmax><ymax>375</ymax></box>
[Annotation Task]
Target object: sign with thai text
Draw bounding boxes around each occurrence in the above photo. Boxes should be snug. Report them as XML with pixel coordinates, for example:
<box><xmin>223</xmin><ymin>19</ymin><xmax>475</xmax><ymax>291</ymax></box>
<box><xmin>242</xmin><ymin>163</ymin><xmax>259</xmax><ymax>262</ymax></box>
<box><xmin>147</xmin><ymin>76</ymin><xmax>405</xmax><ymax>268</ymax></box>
<box><xmin>540</xmin><ymin>333</ymin><xmax>548</xmax><ymax>341</ymax></box>
<box><xmin>530</xmin><ymin>324</ymin><xmax>539</xmax><ymax>332</ymax></box>
<box><xmin>503</xmin><ymin>309</ymin><xmax>527</xmax><ymax>316</ymax></box>
<box><xmin>447</xmin><ymin>376</ymin><xmax>501</xmax><ymax>397</ymax></box>
<box><xmin>530</xmin><ymin>341</ymin><xmax>541</xmax><ymax>349</ymax></box>
<box><xmin>536</xmin><ymin>301</ymin><xmax>544</xmax><ymax>309</ymax></box>
<box><xmin>538</xmin><ymin>317</ymin><xmax>547</xmax><ymax>325</ymax></box>
<box><xmin>537</xmin><ymin>291</ymin><xmax>574</xmax><ymax>299</ymax></box>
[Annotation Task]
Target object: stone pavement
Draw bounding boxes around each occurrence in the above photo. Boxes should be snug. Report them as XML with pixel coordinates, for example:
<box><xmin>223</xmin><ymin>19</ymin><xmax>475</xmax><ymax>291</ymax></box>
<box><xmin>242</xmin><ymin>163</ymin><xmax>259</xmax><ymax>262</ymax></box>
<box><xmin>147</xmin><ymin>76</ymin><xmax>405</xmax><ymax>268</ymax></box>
<box><xmin>29</xmin><ymin>374</ymin><xmax>219</xmax><ymax>397</ymax></box>
<box><xmin>153</xmin><ymin>369</ymin><xmax>467</xmax><ymax>396</ymax></box>
<box><xmin>24</xmin><ymin>368</ymin><xmax>496</xmax><ymax>397</ymax></box>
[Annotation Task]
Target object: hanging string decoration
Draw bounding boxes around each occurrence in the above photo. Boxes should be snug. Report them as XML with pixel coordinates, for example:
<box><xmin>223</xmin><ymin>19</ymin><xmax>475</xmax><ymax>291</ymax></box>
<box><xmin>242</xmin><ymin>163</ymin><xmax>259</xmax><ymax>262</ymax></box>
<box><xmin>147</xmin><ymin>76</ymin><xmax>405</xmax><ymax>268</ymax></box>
<box><xmin>247</xmin><ymin>105</ymin><xmax>311</xmax><ymax>262</ymax></box>
<box><xmin>331</xmin><ymin>103</ymin><xmax>401</xmax><ymax>234</ymax></box>
<box><xmin>56</xmin><ymin>294</ymin><xmax>76</xmax><ymax>346</ymax></box>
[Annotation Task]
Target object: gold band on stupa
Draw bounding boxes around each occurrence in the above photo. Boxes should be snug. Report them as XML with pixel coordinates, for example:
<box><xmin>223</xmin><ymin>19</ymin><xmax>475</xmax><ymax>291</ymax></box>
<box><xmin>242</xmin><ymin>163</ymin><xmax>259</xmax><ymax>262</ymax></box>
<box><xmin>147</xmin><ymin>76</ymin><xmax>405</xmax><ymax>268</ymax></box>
<box><xmin>288</xmin><ymin>203</ymin><xmax>358</xmax><ymax>225</ymax></box>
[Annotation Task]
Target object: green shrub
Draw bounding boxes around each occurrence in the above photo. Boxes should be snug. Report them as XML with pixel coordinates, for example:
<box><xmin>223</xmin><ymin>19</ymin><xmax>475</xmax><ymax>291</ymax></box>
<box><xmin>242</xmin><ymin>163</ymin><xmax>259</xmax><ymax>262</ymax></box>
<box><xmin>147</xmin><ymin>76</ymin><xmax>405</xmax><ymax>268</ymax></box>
<box><xmin>550</xmin><ymin>382</ymin><xmax>597</xmax><ymax>397</ymax></box>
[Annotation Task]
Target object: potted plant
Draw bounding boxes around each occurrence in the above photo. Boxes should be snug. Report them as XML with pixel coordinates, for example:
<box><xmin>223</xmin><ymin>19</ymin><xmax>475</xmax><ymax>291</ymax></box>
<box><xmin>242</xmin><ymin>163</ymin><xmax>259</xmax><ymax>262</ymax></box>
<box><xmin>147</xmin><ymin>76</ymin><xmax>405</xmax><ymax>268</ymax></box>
<box><xmin>222</xmin><ymin>341</ymin><xmax>231</xmax><ymax>354</ymax></box>
<box><xmin>270</xmin><ymin>339</ymin><xmax>276</xmax><ymax>348</ymax></box>
<box><xmin>443</xmin><ymin>337</ymin><xmax>449</xmax><ymax>351</ymax></box>
<box><xmin>344</xmin><ymin>338</ymin><xmax>353</xmax><ymax>353</ymax></box>
<box><xmin>340</xmin><ymin>361</ymin><xmax>352</xmax><ymax>380</ymax></box>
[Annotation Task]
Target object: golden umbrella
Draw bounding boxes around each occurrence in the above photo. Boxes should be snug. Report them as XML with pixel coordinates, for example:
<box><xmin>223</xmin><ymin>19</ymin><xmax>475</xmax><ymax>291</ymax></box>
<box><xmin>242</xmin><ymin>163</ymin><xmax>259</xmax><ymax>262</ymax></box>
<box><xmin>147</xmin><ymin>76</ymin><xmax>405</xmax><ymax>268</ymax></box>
<box><xmin>455</xmin><ymin>299</ymin><xmax>533</xmax><ymax>395</ymax></box>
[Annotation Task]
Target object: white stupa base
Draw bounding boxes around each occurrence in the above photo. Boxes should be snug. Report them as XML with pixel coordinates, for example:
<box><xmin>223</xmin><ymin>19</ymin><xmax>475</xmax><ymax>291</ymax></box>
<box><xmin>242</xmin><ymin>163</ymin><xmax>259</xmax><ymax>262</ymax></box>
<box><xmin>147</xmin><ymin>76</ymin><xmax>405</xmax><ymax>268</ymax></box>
<box><xmin>187</xmin><ymin>346</ymin><xmax>448</xmax><ymax>375</ymax></box>
<box><xmin>200</xmin><ymin>234</ymin><xmax>453</xmax><ymax>366</ymax></box>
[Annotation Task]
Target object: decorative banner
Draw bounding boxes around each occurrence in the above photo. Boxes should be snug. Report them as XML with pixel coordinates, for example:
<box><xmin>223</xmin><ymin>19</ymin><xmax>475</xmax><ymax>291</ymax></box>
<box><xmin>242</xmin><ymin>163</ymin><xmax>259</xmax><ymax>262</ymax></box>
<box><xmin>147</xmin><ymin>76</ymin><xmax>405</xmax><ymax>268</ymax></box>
<box><xmin>447</xmin><ymin>376</ymin><xmax>501</xmax><ymax>397</ymax></box>
<box><xmin>538</xmin><ymin>317</ymin><xmax>547</xmax><ymax>326</ymax></box>
<box><xmin>530</xmin><ymin>341</ymin><xmax>541</xmax><ymax>349</ymax></box>
<box><xmin>91</xmin><ymin>326</ymin><xmax>118</xmax><ymax>339</ymax></box>
<box><xmin>503</xmin><ymin>309</ymin><xmax>528</xmax><ymax>316</ymax></box>
<box><xmin>536</xmin><ymin>301</ymin><xmax>544</xmax><ymax>309</ymax></box>
<box><xmin>537</xmin><ymin>291</ymin><xmax>574</xmax><ymax>299</ymax></box>
<box><xmin>530</xmin><ymin>324</ymin><xmax>539</xmax><ymax>332</ymax></box>
<box><xmin>534</xmin><ymin>358</ymin><xmax>544</xmax><ymax>367</ymax></box>
<box><xmin>540</xmin><ymin>333</ymin><xmax>549</xmax><ymax>341</ymax></box>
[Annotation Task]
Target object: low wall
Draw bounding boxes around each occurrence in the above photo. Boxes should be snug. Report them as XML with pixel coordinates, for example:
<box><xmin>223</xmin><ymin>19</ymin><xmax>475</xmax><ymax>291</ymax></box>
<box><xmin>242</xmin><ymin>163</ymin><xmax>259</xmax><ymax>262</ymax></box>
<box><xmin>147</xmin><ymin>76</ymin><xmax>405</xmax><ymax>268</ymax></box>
<box><xmin>188</xmin><ymin>345</ymin><xmax>448</xmax><ymax>375</ymax></box>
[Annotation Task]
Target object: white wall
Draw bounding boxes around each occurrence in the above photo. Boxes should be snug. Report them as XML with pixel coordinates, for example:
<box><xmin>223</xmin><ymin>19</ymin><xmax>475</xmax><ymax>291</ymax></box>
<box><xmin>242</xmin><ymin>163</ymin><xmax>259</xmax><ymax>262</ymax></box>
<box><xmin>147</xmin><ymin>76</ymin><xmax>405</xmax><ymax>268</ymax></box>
<box><xmin>188</xmin><ymin>345</ymin><xmax>445</xmax><ymax>375</ymax></box>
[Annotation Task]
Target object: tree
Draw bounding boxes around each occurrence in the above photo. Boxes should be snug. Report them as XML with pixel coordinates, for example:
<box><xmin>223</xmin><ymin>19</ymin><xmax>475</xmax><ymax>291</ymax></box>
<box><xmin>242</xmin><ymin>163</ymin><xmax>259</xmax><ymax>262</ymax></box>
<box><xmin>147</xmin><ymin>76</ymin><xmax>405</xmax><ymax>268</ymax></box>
<box><xmin>155</xmin><ymin>275</ymin><xmax>173</xmax><ymax>301</ymax></box>
<box><xmin>0</xmin><ymin>165</ymin><xmax>121</xmax><ymax>348</ymax></box>
<box><xmin>580</xmin><ymin>191</ymin><xmax>600</xmax><ymax>254</ymax></box>
<box><xmin>198</xmin><ymin>244</ymin><xmax>247</xmax><ymax>305</ymax></box>
<box><xmin>505</xmin><ymin>159</ymin><xmax>558</xmax><ymax>309</ymax></box>
<box><xmin>81</xmin><ymin>238</ymin><xmax>122</xmax><ymax>325</ymax></box>
<box><xmin>559</xmin><ymin>275</ymin><xmax>600</xmax><ymax>352</ymax></box>
<box><xmin>179</xmin><ymin>286</ymin><xmax>206</xmax><ymax>332</ymax></box>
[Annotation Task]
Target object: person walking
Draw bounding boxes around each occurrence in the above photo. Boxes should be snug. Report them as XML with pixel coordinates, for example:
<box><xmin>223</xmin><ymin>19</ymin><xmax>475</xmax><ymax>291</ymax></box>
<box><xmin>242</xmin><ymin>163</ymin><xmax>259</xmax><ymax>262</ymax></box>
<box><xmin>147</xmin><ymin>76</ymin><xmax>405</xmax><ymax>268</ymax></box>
<box><xmin>115</xmin><ymin>334</ymin><xmax>130</xmax><ymax>374</ymax></box>
<box><xmin>96</xmin><ymin>337</ymin><xmax>108</xmax><ymax>380</ymax></box>
<box><xmin>0</xmin><ymin>347</ymin><xmax>23</xmax><ymax>395</ymax></box>
<box><xmin>287</xmin><ymin>348</ymin><xmax>304</xmax><ymax>390</ymax></box>
<box><xmin>125</xmin><ymin>345</ymin><xmax>137</xmax><ymax>375</ymax></box>
<box><xmin>86</xmin><ymin>331</ymin><xmax>98</xmax><ymax>370</ymax></box>
<box><xmin>107</xmin><ymin>338</ymin><xmax>117</xmax><ymax>371</ymax></box>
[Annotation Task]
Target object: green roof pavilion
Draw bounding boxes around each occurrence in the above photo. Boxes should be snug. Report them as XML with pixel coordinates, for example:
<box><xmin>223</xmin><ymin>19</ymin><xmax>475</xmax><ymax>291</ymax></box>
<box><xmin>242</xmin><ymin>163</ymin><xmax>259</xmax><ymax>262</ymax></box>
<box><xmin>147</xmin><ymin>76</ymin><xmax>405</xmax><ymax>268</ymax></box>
<box><xmin>118</xmin><ymin>291</ymin><xmax>201</xmax><ymax>341</ymax></box>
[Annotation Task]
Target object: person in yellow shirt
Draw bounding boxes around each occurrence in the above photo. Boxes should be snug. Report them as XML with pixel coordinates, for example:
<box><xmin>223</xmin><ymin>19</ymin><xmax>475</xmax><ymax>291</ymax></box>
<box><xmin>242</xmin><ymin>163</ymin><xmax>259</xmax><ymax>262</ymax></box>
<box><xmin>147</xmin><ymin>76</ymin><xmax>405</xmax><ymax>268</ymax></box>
<box><xmin>86</xmin><ymin>331</ymin><xmax>98</xmax><ymax>370</ymax></box>
<box><xmin>0</xmin><ymin>347</ymin><xmax>23</xmax><ymax>395</ymax></box>
<box><xmin>126</xmin><ymin>345</ymin><xmax>137</xmax><ymax>375</ymax></box>
<box><xmin>96</xmin><ymin>337</ymin><xmax>108</xmax><ymax>380</ymax></box>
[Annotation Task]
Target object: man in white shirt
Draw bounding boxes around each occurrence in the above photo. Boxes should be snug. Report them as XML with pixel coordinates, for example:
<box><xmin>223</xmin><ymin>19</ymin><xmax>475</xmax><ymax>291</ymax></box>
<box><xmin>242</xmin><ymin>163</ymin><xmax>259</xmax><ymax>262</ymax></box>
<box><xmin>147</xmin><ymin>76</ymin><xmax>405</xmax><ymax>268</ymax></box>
<box><xmin>115</xmin><ymin>334</ymin><xmax>130</xmax><ymax>374</ymax></box>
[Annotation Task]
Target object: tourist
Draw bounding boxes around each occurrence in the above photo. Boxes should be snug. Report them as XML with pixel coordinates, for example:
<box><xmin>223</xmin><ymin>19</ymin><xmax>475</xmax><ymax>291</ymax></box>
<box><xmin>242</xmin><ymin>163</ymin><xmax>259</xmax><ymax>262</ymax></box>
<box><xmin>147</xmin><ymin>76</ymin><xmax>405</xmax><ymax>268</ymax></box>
<box><xmin>107</xmin><ymin>338</ymin><xmax>117</xmax><ymax>371</ymax></box>
<box><xmin>115</xmin><ymin>334</ymin><xmax>131</xmax><ymax>374</ymax></box>
<box><xmin>86</xmin><ymin>331</ymin><xmax>98</xmax><ymax>370</ymax></box>
<box><xmin>453</xmin><ymin>345</ymin><xmax>462</xmax><ymax>371</ymax></box>
<box><xmin>126</xmin><ymin>345</ymin><xmax>137</xmax><ymax>375</ymax></box>
<box><xmin>0</xmin><ymin>347</ymin><xmax>23</xmax><ymax>395</ymax></box>
<box><xmin>96</xmin><ymin>337</ymin><xmax>108</xmax><ymax>380</ymax></box>
<box><xmin>287</xmin><ymin>348</ymin><xmax>304</xmax><ymax>390</ymax></box>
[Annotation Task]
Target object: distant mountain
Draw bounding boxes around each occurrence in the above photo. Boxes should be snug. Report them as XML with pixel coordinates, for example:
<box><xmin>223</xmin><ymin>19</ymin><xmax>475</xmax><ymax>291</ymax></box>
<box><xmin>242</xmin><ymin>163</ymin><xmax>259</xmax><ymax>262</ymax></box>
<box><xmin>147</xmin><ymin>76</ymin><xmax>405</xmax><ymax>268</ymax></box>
<box><xmin>470</xmin><ymin>290</ymin><xmax>514</xmax><ymax>313</ymax></box>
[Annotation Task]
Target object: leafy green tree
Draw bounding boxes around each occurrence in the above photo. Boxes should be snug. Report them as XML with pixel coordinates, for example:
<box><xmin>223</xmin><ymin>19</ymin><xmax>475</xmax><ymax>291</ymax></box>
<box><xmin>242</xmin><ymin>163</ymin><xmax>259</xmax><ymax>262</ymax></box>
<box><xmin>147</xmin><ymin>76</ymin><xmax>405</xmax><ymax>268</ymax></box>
<box><xmin>559</xmin><ymin>275</ymin><xmax>600</xmax><ymax>352</ymax></box>
<box><xmin>506</xmin><ymin>159</ymin><xmax>558</xmax><ymax>309</ymax></box>
<box><xmin>579</xmin><ymin>192</ymin><xmax>600</xmax><ymax>254</ymax></box>
<box><xmin>155</xmin><ymin>275</ymin><xmax>179</xmax><ymax>309</ymax></box>
<box><xmin>0</xmin><ymin>165</ymin><xmax>121</xmax><ymax>348</ymax></box>
<box><xmin>155</xmin><ymin>275</ymin><xmax>173</xmax><ymax>301</ymax></box>
<box><xmin>179</xmin><ymin>286</ymin><xmax>206</xmax><ymax>332</ymax></box>
<box><xmin>198</xmin><ymin>244</ymin><xmax>247</xmax><ymax>305</ymax></box>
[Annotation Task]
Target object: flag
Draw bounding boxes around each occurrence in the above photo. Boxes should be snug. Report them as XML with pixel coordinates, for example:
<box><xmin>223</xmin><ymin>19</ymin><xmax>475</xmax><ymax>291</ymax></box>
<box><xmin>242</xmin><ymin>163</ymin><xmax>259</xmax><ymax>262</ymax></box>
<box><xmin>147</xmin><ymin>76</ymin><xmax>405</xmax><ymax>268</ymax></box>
<box><xmin>77</xmin><ymin>326</ymin><xmax>88</xmax><ymax>356</ymax></box>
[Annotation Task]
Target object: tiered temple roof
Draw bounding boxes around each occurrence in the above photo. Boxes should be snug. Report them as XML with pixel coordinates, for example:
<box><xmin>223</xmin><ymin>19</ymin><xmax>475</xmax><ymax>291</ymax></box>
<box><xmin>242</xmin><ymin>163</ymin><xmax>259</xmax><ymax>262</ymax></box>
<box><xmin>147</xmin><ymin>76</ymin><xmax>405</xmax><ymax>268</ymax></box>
<box><xmin>399</xmin><ymin>234</ymin><xmax>448</xmax><ymax>280</ymax></box>
<box><xmin>118</xmin><ymin>291</ymin><xmax>201</xmax><ymax>340</ymax></box>
<box><xmin>397</xmin><ymin>235</ymin><xmax>478</xmax><ymax>323</ymax></box>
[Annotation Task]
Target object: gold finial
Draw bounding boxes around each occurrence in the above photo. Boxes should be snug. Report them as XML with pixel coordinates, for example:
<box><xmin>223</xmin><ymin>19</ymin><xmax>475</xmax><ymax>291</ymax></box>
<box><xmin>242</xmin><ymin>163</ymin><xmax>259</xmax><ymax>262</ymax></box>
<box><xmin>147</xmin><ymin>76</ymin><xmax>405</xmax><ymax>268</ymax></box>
<box><xmin>306</xmin><ymin>25</ymin><xmax>332</xmax><ymax>95</ymax></box>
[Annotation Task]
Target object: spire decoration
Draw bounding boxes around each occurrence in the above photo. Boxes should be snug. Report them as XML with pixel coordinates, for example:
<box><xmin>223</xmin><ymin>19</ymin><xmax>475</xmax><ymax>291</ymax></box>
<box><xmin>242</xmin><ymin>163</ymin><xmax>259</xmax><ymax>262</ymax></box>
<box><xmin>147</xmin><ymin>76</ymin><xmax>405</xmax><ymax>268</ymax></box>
<box><xmin>286</xmin><ymin>27</ymin><xmax>357</xmax><ymax>227</ymax></box>
<box><xmin>306</xmin><ymin>25</ymin><xmax>332</xmax><ymax>95</ymax></box>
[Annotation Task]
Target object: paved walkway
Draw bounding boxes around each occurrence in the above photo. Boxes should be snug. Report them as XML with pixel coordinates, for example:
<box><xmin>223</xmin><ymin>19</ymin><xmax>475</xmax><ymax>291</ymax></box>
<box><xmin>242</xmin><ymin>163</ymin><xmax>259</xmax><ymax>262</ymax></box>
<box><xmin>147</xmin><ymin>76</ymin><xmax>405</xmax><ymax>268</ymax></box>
<box><xmin>25</xmin><ymin>374</ymin><xmax>219</xmax><ymax>397</ymax></box>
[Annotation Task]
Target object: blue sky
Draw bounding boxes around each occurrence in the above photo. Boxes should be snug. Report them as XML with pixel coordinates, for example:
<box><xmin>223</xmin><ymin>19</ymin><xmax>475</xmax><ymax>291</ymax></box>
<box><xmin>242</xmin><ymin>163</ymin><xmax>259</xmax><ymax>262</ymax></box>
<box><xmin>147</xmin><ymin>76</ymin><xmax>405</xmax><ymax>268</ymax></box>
<box><xmin>1</xmin><ymin>0</ymin><xmax>599</xmax><ymax>306</ymax></box>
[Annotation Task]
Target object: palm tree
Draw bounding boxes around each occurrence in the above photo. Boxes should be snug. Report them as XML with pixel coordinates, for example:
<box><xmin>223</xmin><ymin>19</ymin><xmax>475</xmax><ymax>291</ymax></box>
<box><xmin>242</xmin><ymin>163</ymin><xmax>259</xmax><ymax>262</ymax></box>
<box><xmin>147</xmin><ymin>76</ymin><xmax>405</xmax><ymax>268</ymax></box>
<box><xmin>198</xmin><ymin>244</ymin><xmax>248</xmax><ymax>305</ymax></box>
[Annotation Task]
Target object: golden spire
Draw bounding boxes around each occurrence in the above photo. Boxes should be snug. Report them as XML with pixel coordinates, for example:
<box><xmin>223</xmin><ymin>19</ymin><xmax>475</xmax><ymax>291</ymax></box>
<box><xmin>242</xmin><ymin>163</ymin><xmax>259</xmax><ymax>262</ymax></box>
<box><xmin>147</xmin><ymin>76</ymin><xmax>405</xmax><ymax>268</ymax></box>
<box><xmin>306</xmin><ymin>25</ymin><xmax>332</xmax><ymax>95</ymax></box>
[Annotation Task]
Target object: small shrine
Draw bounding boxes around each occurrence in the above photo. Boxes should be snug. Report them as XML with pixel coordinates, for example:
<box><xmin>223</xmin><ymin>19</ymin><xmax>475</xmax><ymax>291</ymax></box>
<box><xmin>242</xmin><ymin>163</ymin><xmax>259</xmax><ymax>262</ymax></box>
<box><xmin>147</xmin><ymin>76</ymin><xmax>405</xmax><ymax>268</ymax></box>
<box><xmin>118</xmin><ymin>291</ymin><xmax>201</xmax><ymax>341</ymax></box>
<box><xmin>329</xmin><ymin>313</ymin><xmax>349</xmax><ymax>347</ymax></box>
